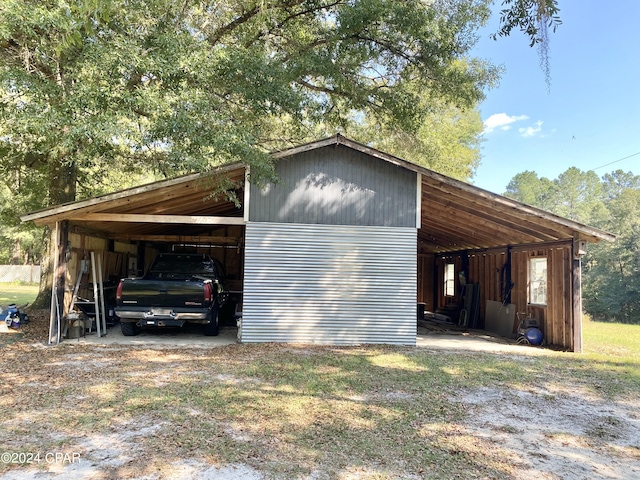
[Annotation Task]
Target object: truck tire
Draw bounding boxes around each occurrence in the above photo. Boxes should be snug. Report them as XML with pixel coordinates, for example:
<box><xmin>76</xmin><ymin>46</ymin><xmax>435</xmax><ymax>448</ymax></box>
<box><xmin>121</xmin><ymin>321</ymin><xmax>140</xmax><ymax>336</ymax></box>
<box><xmin>203</xmin><ymin>304</ymin><xmax>220</xmax><ymax>336</ymax></box>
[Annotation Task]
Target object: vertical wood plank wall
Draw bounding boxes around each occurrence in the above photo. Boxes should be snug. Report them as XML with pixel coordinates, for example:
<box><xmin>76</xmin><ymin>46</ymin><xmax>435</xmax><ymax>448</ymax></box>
<box><xmin>511</xmin><ymin>243</ymin><xmax>574</xmax><ymax>350</ymax></box>
<box><xmin>417</xmin><ymin>254</ymin><xmax>435</xmax><ymax>311</ymax></box>
<box><xmin>426</xmin><ymin>250</ymin><xmax>507</xmax><ymax>319</ymax></box>
<box><xmin>423</xmin><ymin>241</ymin><xmax>576</xmax><ymax>350</ymax></box>
<box><xmin>64</xmin><ymin>233</ymin><xmax>139</xmax><ymax>310</ymax></box>
<box><xmin>467</xmin><ymin>249</ymin><xmax>509</xmax><ymax>321</ymax></box>
<box><xmin>435</xmin><ymin>254</ymin><xmax>463</xmax><ymax>307</ymax></box>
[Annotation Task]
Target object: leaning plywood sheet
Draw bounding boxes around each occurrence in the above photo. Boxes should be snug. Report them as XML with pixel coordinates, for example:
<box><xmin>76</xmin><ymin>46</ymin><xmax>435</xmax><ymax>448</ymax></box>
<box><xmin>485</xmin><ymin>300</ymin><xmax>516</xmax><ymax>339</ymax></box>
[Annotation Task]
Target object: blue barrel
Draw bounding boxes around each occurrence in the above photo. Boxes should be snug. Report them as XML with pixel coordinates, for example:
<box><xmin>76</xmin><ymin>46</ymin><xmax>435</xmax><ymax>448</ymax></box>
<box><xmin>525</xmin><ymin>327</ymin><xmax>543</xmax><ymax>346</ymax></box>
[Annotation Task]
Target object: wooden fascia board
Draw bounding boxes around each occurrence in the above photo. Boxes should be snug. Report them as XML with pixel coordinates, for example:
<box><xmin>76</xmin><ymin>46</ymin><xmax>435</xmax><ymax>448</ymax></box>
<box><xmin>272</xmin><ymin>134</ymin><xmax>418</xmax><ymax>172</ymax></box>
<box><xmin>271</xmin><ymin>136</ymin><xmax>343</xmax><ymax>159</ymax></box>
<box><xmin>21</xmin><ymin>132</ymin><xmax>615</xmax><ymax>246</ymax></box>
<box><xmin>72</xmin><ymin>213</ymin><xmax>245</xmax><ymax>225</ymax></box>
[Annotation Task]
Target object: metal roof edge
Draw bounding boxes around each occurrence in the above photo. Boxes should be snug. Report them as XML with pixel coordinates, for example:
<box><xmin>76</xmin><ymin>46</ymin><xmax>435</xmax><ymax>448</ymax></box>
<box><xmin>20</xmin><ymin>162</ymin><xmax>245</xmax><ymax>223</ymax></box>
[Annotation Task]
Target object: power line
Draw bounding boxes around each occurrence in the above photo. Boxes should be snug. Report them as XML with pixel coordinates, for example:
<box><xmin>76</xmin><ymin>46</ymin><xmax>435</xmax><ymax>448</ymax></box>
<box><xmin>592</xmin><ymin>151</ymin><xmax>640</xmax><ymax>171</ymax></box>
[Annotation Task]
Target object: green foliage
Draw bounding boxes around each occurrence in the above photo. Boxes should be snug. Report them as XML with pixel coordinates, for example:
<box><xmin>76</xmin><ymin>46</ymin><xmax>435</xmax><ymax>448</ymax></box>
<box><xmin>0</xmin><ymin>169</ymin><xmax>47</xmax><ymax>263</ymax></box>
<box><xmin>0</xmin><ymin>0</ymin><xmax>506</xmax><ymax>262</ymax></box>
<box><xmin>0</xmin><ymin>0</ymin><xmax>560</xmax><ymax>266</ymax></box>
<box><xmin>505</xmin><ymin>168</ymin><xmax>640</xmax><ymax>324</ymax></box>
<box><xmin>0</xmin><ymin>0</ymin><xmax>499</xmax><ymax>187</ymax></box>
<box><xmin>490</xmin><ymin>0</ymin><xmax>561</xmax><ymax>47</ymax></box>
<box><xmin>583</xmin><ymin>185</ymin><xmax>640</xmax><ymax>324</ymax></box>
<box><xmin>355</xmin><ymin>98</ymin><xmax>487</xmax><ymax>181</ymax></box>
<box><xmin>505</xmin><ymin>167</ymin><xmax>608</xmax><ymax>225</ymax></box>
<box><xmin>489</xmin><ymin>0</ymin><xmax>561</xmax><ymax>89</ymax></box>
<box><xmin>505</xmin><ymin>170</ymin><xmax>558</xmax><ymax>211</ymax></box>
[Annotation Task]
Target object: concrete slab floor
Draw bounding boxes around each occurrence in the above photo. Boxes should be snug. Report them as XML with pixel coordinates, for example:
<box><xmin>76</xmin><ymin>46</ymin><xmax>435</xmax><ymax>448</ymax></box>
<box><xmin>67</xmin><ymin>322</ymin><xmax>551</xmax><ymax>355</ymax></box>
<box><xmin>416</xmin><ymin>333</ymin><xmax>552</xmax><ymax>355</ymax></box>
<box><xmin>73</xmin><ymin>325</ymin><xmax>239</xmax><ymax>347</ymax></box>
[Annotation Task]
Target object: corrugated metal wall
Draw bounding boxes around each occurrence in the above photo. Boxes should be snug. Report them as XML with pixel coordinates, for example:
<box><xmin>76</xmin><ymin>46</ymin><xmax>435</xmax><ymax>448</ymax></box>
<box><xmin>250</xmin><ymin>145</ymin><xmax>417</xmax><ymax>227</ymax></box>
<box><xmin>242</xmin><ymin>222</ymin><xmax>417</xmax><ymax>345</ymax></box>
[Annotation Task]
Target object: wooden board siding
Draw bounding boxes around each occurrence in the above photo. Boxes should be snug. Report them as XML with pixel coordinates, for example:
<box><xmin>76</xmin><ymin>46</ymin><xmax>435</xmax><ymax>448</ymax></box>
<box><xmin>430</xmin><ymin>249</ymin><xmax>507</xmax><ymax>324</ymax></box>
<box><xmin>417</xmin><ymin>254</ymin><xmax>435</xmax><ymax>311</ymax></box>
<box><xmin>430</xmin><ymin>242</ymin><xmax>576</xmax><ymax>350</ymax></box>
<box><xmin>250</xmin><ymin>145</ymin><xmax>417</xmax><ymax>227</ymax></box>
<box><xmin>511</xmin><ymin>242</ymin><xmax>574</xmax><ymax>350</ymax></box>
<box><xmin>435</xmin><ymin>254</ymin><xmax>464</xmax><ymax>308</ymax></box>
<box><xmin>467</xmin><ymin>249</ymin><xmax>509</xmax><ymax>323</ymax></box>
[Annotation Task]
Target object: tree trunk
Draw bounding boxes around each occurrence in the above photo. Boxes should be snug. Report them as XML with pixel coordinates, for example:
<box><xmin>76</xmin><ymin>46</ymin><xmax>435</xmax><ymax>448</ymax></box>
<box><xmin>31</xmin><ymin>159</ymin><xmax>77</xmax><ymax>309</ymax></box>
<box><xmin>30</xmin><ymin>226</ymin><xmax>53</xmax><ymax>309</ymax></box>
<box><xmin>10</xmin><ymin>239</ymin><xmax>21</xmax><ymax>265</ymax></box>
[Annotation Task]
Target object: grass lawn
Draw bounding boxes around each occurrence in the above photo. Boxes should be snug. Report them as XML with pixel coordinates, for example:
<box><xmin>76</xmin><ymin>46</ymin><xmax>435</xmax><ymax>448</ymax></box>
<box><xmin>0</xmin><ymin>282</ymin><xmax>39</xmax><ymax>307</ymax></box>
<box><xmin>0</xmin><ymin>312</ymin><xmax>639</xmax><ymax>479</ymax></box>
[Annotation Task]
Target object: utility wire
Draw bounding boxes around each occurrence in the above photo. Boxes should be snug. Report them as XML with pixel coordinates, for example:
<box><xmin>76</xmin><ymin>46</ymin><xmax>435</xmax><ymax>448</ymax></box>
<box><xmin>592</xmin><ymin>151</ymin><xmax>640</xmax><ymax>171</ymax></box>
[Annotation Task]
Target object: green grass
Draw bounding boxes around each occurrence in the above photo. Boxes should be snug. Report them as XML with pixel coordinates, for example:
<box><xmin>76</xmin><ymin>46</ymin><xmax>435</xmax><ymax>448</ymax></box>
<box><xmin>0</xmin><ymin>282</ymin><xmax>39</xmax><ymax>307</ymax></box>
<box><xmin>1</xmin><ymin>318</ymin><xmax>640</xmax><ymax>478</ymax></box>
<box><xmin>583</xmin><ymin>317</ymin><xmax>640</xmax><ymax>359</ymax></box>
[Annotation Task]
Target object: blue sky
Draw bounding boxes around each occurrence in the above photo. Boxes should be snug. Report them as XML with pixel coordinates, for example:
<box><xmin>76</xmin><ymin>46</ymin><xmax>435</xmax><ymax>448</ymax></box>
<box><xmin>470</xmin><ymin>0</ymin><xmax>640</xmax><ymax>195</ymax></box>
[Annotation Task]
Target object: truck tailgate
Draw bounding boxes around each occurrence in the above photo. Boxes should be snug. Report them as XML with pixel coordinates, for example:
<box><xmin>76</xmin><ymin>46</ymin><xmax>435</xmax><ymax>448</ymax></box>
<box><xmin>119</xmin><ymin>279</ymin><xmax>209</xmax><ymax>307</ymax></box>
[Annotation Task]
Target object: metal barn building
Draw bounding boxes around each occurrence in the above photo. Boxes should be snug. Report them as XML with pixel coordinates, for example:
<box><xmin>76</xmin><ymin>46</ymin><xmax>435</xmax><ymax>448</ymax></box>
<box><xmin>21</xmin><ymin>135</ymin><xmax>614</xmax><ymax>351</ymax></box>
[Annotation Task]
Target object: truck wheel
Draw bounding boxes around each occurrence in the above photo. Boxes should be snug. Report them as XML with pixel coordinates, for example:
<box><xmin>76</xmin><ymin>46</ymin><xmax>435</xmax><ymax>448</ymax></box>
<box><xmin>204</xmin><ymin>305</ymin><xmax>220</xmax><ymax>336</ymax></box>
<box><xmin>121</xmin><ymin>321</ymin><xmax>139</xmax><ymax>336</ymax></box>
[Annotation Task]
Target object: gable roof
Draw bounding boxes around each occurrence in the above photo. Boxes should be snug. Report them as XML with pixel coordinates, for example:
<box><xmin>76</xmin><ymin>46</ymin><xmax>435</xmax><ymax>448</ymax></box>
<box><xmin>21</xmin><ymin>134</ymin><xmax>615</xmax><ymax>253</ymax></box>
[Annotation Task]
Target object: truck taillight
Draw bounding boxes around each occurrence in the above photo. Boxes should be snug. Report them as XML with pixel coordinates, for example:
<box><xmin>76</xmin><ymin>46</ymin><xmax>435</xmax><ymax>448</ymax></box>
<box><xmin>204</xmin><ymin>282</ymin><xmax>213</xmax><ymax>303</ymax></box>
<box><xmin>116</xmin><ymin>280</ymin><xmax>124</xmax><ymax>303</ymax></box>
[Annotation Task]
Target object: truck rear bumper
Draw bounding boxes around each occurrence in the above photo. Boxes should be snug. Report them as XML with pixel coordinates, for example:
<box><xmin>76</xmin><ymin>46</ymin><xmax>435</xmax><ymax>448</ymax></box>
<box><xmin>115</xmin><ymin>308</ymin><xmax>210</xmax><ymax>324</ymax></box>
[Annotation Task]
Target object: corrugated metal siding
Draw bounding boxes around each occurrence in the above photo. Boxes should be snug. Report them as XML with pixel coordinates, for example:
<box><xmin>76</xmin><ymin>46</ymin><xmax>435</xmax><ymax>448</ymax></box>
<box><xmin>242</xmin><ymin>222</ymin><xmax>416</xmax><ymax>345</ymax></box>
<box><xmin>250</xmin><ymin>145</ymin><xmax>417</xmax><ymax>227</ymax></box>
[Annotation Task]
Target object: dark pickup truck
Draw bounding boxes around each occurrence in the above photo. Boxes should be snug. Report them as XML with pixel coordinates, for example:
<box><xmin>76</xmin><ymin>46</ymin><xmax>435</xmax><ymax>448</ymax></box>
<box><xmin>115</xmin><ymin>253</ymin><xmax>228</xmax><ymax>336</ymax></box>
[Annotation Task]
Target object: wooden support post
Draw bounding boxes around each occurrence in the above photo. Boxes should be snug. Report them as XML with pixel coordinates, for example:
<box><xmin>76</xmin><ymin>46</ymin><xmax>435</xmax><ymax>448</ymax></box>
<box><xmin>572</xmin><ymin>256</ymin><xmax>583</xmax><ymax>353</ymax></box>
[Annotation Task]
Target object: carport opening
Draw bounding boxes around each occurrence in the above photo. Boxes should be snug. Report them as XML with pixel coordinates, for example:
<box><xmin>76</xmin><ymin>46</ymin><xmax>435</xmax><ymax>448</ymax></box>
<box><xmin>61</xmin><ymin>224</ymin><xmax>245</xmax><ymax>341</ymax></box>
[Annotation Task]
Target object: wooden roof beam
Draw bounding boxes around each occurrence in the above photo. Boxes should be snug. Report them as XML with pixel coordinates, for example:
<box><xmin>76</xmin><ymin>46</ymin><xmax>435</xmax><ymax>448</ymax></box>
<box><xmin>420</xmin><ymin>214</ymin><xmax>503</xmax><ymax>245</ymax></box>
<box><xmin>423</xmin><ymin>177</ymin><xmax>614</xmax><ymax>243</ymax></box>
<box><xmin>72</xmin><ymin>213</ymin><xmax>245</xmax><ymax>225</ymax></box>
<box><xmin>110</xmin><ymin>234</ymin><xmax>242</xmax><ymax>244</ymax></box>
<box><xmin>423</xmin><ymin>192</ymin><xmax>562</xmax><ymax>242</ymax></box>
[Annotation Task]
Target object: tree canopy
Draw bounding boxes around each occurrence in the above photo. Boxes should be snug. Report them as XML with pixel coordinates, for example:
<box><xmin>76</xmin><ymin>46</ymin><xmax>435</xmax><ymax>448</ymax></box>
<box><xmin>1</xmin><ymin>0</ymin><xmax>500</xmax><ymax>202</ymax></box>
<box><xmin>505</xmin><ymin>168</ymin><xmax>640</xmax><ymax>324</ymax></box>
<box><xmin>0</xmin><ymin>0</ymin><xmax>562</xmax><ymax>269</ymax></box>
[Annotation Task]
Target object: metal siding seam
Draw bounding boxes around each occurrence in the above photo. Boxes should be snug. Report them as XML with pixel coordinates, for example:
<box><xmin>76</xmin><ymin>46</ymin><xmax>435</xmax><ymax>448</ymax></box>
<box><xmin>242</xmin><ymin>222</ymin><xmax>416</xmax><ymax>345</ymax></box>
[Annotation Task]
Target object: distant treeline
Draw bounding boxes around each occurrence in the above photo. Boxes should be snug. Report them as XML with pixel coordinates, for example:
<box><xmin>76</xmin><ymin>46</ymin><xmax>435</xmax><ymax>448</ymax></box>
<box><xmin>505</xmin><ymin>168</ymin><xmax>640</xmax><ymax>324</ymax></box>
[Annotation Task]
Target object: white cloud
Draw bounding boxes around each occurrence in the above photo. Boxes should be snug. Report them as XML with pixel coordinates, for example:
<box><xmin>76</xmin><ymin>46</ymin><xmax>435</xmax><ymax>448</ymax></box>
<box><xmin>519</xmin><ymin>120</ymin><xmax>544</xmax><ymax>138</ymax></box>
<box><xmin>483</xmin><ymin>113</ymin><xmax>529</xmax><ymax>134</ymax></box>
